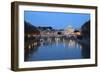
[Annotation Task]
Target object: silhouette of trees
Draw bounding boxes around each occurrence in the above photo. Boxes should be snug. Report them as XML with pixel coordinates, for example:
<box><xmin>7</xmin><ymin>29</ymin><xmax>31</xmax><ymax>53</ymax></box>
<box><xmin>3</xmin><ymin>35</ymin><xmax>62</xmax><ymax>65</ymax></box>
<box><xmin>81</xmin><ymin>20</ymin><xmax>90</xmax><ymax>38</ymax></box>
<box><xmin>24</xmin><ymin>21</ymin><xmax>40</xmax><ymax>35</ymax></box>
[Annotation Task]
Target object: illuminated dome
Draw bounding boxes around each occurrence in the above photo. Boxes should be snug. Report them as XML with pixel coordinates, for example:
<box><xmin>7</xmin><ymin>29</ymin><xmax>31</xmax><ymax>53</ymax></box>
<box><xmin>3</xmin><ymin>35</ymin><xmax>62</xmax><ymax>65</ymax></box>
<box><xmin>66</xmin><ymin>25</ymin><xmax>74</xmax><ymax>33</ymax></box>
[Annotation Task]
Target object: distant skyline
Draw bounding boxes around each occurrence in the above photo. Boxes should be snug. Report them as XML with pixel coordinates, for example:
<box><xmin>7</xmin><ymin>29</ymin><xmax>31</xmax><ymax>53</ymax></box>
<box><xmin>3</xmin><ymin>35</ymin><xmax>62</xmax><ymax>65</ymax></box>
<box><xmin>24</xmin><ymin>11</ymin><xmax>90</xmax><ymax>30</ymax></box>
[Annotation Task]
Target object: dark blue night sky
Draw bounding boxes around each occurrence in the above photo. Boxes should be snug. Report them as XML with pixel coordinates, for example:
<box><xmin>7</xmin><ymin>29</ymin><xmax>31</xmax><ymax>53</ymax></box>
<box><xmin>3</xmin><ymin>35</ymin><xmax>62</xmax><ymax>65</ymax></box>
<box><xmin>24</xmin><ymin>11</ymin><xmax>90</xmax><ymax>29</ymax></box>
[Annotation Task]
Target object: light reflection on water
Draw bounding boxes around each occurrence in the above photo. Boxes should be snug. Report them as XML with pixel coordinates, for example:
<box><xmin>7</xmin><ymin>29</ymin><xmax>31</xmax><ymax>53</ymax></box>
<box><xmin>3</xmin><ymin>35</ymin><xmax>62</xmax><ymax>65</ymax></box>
<box><xmin>24</xmin><ymin>37</ymin><xmax>90</xmax><ymax>61</ymax></box>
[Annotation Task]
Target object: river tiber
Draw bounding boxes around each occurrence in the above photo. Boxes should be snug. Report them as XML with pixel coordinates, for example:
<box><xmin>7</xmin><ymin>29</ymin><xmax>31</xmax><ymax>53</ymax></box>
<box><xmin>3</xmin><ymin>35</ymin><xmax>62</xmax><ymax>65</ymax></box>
<box><xmin>24</xmin><ymin>11</ymin><xmax>90</xmax><ymax>61</ymax></box>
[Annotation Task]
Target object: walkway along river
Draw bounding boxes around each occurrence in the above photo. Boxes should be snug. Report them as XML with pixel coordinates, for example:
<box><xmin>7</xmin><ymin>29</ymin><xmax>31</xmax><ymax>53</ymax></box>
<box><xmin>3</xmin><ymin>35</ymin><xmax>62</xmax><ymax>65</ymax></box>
<box><xmin>24</xmin><ymin>37</ymin><xmax>90</xmax><ymax>61</ymax></box>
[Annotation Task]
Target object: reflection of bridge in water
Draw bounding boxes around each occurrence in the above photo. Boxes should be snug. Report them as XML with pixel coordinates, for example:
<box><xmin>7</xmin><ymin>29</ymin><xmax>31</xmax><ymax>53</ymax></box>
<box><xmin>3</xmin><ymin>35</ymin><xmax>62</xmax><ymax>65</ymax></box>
<box><xmin>25</xmin><ymin>34</ymin><xmax>78</xmax><ymax>55</ymax></box>
<box><xmin>25</xmin><ymin>34</ymin><xmax>78</xmax><ymax>52</ymax></box>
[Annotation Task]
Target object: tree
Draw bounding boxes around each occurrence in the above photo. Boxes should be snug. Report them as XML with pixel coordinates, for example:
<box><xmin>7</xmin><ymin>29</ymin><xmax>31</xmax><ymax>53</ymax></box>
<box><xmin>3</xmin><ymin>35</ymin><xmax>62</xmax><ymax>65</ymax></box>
<box><xmin>24</xmin><ymin>21</ymin><xmax>40</xmax><ymax>35</ymax></box>
<box><xmin>81</xmin><ymin>20</ymin><xmax>90</xmax><ymax>38</ymax></box>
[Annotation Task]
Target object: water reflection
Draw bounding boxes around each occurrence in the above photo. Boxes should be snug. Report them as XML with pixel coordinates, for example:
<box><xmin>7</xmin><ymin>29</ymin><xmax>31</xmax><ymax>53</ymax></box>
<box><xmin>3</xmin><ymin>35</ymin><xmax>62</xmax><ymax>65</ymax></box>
<box><xmin>24</xmin><ymin>37</ymin><xmax>90</xmax><ymax>61</ymax></box>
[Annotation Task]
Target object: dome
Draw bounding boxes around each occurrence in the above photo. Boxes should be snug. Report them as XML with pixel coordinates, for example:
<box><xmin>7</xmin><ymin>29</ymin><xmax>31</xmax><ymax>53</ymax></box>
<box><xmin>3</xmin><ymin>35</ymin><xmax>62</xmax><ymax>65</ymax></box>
<box><xmin>65</xmin><ymin>25</ymin><xmax>74</xmax><ymax>33</ymax></box>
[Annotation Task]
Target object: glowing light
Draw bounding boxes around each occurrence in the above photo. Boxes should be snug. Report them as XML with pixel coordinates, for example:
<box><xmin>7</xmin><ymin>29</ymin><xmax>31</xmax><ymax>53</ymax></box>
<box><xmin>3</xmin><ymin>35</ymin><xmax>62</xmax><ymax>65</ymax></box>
<box><xmin>28</xmin><ymin>34</ymin><xmax>31</xmax><ymax>38</ymax></box>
